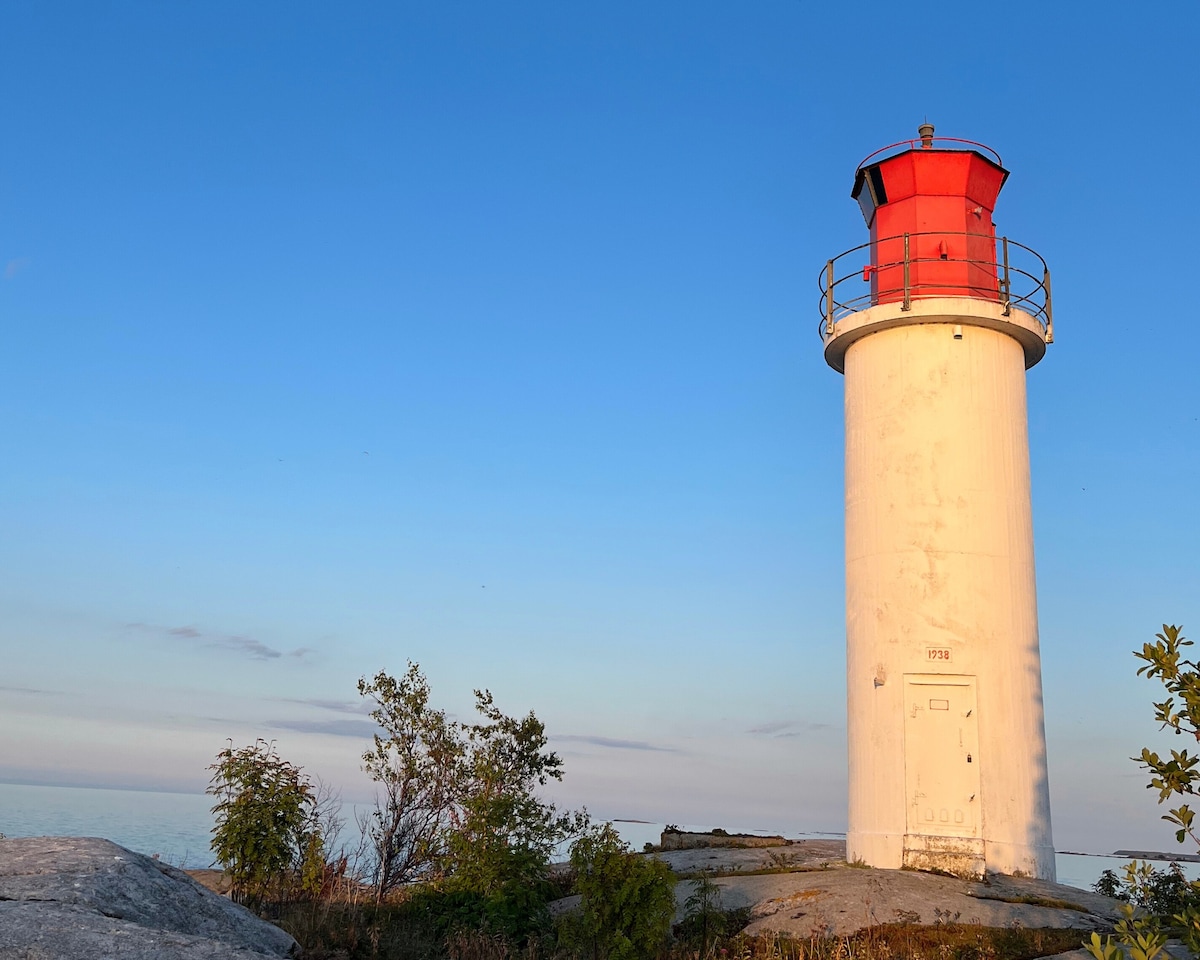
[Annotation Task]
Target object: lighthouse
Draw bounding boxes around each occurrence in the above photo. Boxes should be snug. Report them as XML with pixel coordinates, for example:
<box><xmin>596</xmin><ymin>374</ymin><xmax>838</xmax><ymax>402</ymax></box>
<box><xmin>820</xmin><ymin>125</ymin><xmax>1056</xmax><ymax>879</ymax></box>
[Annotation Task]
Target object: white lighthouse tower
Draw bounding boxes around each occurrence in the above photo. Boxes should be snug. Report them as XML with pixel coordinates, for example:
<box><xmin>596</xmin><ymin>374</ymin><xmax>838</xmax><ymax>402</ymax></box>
<box><xmin>821</xmin><ymin>125</ymin><xmax>1056</xmax><ymax>879</ymax></box>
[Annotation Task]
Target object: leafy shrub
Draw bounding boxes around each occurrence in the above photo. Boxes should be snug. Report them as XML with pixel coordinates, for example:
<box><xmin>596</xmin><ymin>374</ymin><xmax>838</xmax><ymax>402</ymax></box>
<box><xmin>1086</xmin><ymin>624</ymin><xmax>1200</xmax><ymax>960</ymax></box>
<box><xmin>207</xmin><ymin>739</ymin><xmax>320</xmax><ymax>908</ymax></box>
<box><xmin>359</xmin><ymin>664</ymin><xmax>587</xmax><ymax>912</ymax></box>
<box><xmin>674</xmin><ymin>902</ymin><xmax>752</xmax><ymax>954</ymax></box>
<box><xmin>564</xmin><ymin>822</ymin><xmax>675</xmax><ymax>960</ymax></box>
<box><xmin>359</xmin><ymin>664</ymin><xmax>462</xmax><ymax>899</ymax></box>
<box><xmin>675</xmin><ymin>871</ymin><xmax>729</xmax><ymax>955</ymax></box>
<box><xmin>1093</xmin><ymin>860</ymin><xmax>1199</xmax><ymax>916</ymax></box>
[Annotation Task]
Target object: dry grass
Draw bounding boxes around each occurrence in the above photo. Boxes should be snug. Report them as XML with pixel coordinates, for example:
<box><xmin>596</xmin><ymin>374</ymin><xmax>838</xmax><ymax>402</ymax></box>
<box><xmin>674</xmin><ymin>865</ymin><xmax>832</xmax><ymax>880</ymax></box>
<box><xmin>273</xmin><ymin>894</ymin><xmax>1087</xmax><ymax>960</ymax></box>
<box><xmin>709</xmin><ymin>923</ymin><xmax>1086</xmax><ymax>960</ymax></box>
<box><xmin>967</xmin><ymin>892</ymin><xmax>1089</xmax><ymax>913</ymax></box>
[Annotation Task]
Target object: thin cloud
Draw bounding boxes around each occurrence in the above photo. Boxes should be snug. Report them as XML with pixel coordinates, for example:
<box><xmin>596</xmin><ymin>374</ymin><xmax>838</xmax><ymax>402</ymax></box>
<box><xmin>554</xmin><ymin>734</ymin><xmax>680</xmax><ymax>753</ymax></box>
<box><xmin>169</xmin><ymin>626</ymin><xmax>201</xmax><ymax>639</ymax></box>
<box><xmin>272</xmin><ymin>697</ymin><xmax>370</xmax><ymax>715</ymax></box>
<box><xmin>747</xmin><ymin>720</ymin><xmax>834</xmax><ymax>738</ymax></box>
<box><xmin>747</xmin><ymin>720</ymin><xmax>794</xmax><ymax>735</ymax></box>
<box><xmin>267</xmin><ymin>718</ymin><xmax>381</xmax><ymax>738</ymax></box>
<box><xmin>224</xmin><ymin>636</ymin><xmax>282</xmax><ymax>660</ymax></box>
<box><xmin>0</xmin><ymin>684</ymin><xmax>57</xmax><ymax>696</ymax></box>
<box><xmin>4</xmin><ymin>257</ymin><xmax>30</xmax><ymax>280</ymax></box>
<box><xmin>126</xmin><ymin>621</ymin><xmax>288</xmax><ymax>660</ymax></box>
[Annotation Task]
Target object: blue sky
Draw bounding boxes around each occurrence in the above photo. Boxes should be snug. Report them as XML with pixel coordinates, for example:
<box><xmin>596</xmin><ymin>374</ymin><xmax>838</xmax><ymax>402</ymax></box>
<box><xmin>1</xmin><ymin>1</ymin><xmax>1198</xmax><ymax>854</ymax></box>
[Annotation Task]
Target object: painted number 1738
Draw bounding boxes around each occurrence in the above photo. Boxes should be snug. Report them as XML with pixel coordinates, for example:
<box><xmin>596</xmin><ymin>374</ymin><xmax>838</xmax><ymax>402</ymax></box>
<box><xmin>925</xmin><ymin>647</ymin><xmax>953</xmax><ymax>662</ymax></box>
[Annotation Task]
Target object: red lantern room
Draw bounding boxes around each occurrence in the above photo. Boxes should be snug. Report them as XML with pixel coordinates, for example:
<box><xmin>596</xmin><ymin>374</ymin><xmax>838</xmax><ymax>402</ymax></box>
<box><xmin>818</xmin><ymin>124</ymin><xmax>1053</xmax><ymax>371</ymax></box>
<box><xmin>851</xmin><ymin>123</ymin><xmax>1008</xmax><ymax>305</ymax></box>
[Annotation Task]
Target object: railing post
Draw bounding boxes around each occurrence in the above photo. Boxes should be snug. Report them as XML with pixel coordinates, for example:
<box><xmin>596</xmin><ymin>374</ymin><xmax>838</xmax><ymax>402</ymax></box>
<box><xmin>1001</xmin><ymin>236</ymin><xmax>1011</xmax><ymax>316</ymax></box>
<box><xmin>902</xmin><ymin>233</ymin><xmax>911</xmax><ymax>311</ymax></box>
<box><xmin>825</xmin><ymin>260</ymin><xmax>835</xmax><ymax>336</ymax></box>
<box><xmin>1043</xmin><ymin>268</ymin><xmax>1054</xmax><ymax>343</ymax></box>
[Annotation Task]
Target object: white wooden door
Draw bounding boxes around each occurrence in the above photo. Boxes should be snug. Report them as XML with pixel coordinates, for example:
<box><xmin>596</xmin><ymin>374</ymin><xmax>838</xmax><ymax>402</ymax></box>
<box><xmin>903</xmin><ymin>675</ymin><xmax>980</xmax><ymax>837</ymax></box>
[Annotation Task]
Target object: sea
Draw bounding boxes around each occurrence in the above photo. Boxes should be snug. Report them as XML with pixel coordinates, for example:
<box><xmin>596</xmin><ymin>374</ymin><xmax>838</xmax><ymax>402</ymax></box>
<box><xmin>1</xmin><ymin>780</ymin><xmax>1194</xmax><ymax>894</ymax></box>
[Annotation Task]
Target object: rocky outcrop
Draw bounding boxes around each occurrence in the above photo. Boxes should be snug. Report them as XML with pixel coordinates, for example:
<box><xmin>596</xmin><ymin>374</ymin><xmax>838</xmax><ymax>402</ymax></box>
<box><xmin>648</xmin><ymin>840</ymin><xmax>1123</xmax><ymax>938</ymax></box>
<box><xmin>0</xmin><ymin>837</ymin><xmax>296</xmax><ymax>959</ymax></box>
<box><xmin>659</xmin><ymin>829</ymin><xmax>789</xmax><ymax>851</ymax></box>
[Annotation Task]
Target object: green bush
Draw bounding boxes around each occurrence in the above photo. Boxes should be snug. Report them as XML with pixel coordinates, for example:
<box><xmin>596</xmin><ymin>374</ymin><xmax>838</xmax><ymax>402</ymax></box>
<box><xmin>674</xmin><ymin>871</ymin><xmax>746</xmax><ymax>956</ymax></box>
<box><xmin>565</xmin><ymin>822</ymin><xmax>675</xmax><ymax>960</ymax></box>
<box><xmin>207</xmin><ymin>739</ymin><xmax>320</xmax><ymax>908</ymax></box>
<box><xmin>1094</xmin><ymin>860</ymin><xmax>1199</xmax><ymax>916</ymax></box>
<box><xmin>359</xmin><ymin>664</ymin><xmax>587</xmax><ymax>915</ymax></box>
<box><xmin>1086</xmin><ymin>624</ymin><xmax>1200</xmax><ymax>960</ymax></box>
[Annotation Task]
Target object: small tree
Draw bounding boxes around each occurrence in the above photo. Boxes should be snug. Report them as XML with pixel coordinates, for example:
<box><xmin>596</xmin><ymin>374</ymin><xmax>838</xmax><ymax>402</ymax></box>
<box><xmin>447</xmin><ymin>689</ymin><xmax>586</xmax><ymax>896</ymax></box>
<box><xmin>359</xmin><ymin>662</ymin><xmax>462</xmax><ymax>900</ymax></box>
<box><xmin>1087</xmin><ymin>624</ymin><xmax>1200</xmax><ymax>960</ymax></box>
<box><xmin>1134</xmin><ymin>625</ymin><xmax>1200</xmax><ymax>846</ymax></box>
<box><xmin>568</xmin><ymin>822</ymin><xmax>676</xmax><ymax>960</ymax></box>
<box><xmin>207</xmin><ymin>739</ymin><xmax>318</xmax><ymax>908</ymax></box>
<box><xmin>358</xmin><ymin>665</ymin><xmax>586</xmax><ymax>917</ymax></box>
<box><xmin>682</xmin><ymin>870</ymin><xmax>724</xmax><ymax>958</ymax></box>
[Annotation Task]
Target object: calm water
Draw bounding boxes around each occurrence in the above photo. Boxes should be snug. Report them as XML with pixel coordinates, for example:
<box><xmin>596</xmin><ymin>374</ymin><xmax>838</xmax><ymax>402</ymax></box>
<box><xmin>0</xmin><ymin>782</ymin><xmax>217</xmax><ymax>867</ymax></box>
<box><xmin>2</xmin><ymin>781</ymin><xmax>1195</xmax><ymax>891</ymax></box>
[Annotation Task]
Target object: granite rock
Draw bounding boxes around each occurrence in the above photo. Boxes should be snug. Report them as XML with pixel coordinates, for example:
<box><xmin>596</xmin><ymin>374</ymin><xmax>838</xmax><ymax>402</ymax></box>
<box><xmin>0</xmin><ymin>837</ymin><xmax>296</xmax><ymax>959</ymax></box>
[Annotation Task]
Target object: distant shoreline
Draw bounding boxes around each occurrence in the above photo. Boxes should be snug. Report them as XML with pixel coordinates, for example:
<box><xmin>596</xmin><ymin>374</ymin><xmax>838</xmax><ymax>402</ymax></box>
<box><xmin>1056</xmin><ymin>848</ymin><xmax>1200</xmax><ymax>863</ymax></box>
<box><xmin>1109</xmin><ymin>849</ymin><xmax>1200</xmax><ymax>863</ymax></box>
<box><xmin>0</xmin><ymin>777</ymin><xmax>205</xmax><ymax>797</ymax></box>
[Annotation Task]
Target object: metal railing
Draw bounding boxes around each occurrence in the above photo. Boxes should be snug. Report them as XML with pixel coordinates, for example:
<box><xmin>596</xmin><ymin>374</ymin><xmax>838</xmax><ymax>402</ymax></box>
<box><xmin>857</xmin><ymin>136</ymin><xmax>1003</xmax><ymax>171</ymax></box>
<box><xmin>818</xmin><ymin>231</ymin><xmax>1052</xmax><ymax>343</ymax></box>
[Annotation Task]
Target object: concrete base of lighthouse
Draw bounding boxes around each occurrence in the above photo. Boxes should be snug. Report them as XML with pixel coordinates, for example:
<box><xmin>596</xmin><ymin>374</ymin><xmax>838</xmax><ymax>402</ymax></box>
<box><xmin>847</xmin><ymin>831</ymin><xmax>1056</xmax><ymax>881</ymax></box>
<box><xmin>827</xmin><ymin>298</ymin><xmax>1056</xmax><ymax>882</ymax></box>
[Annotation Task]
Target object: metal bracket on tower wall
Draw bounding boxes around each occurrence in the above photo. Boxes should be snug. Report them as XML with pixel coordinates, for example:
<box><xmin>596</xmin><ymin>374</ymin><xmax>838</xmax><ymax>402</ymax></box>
<box><xmin>902</xmin><ymin>233</ymin><xmax>911</xmax><ymax>311</ymax></box>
